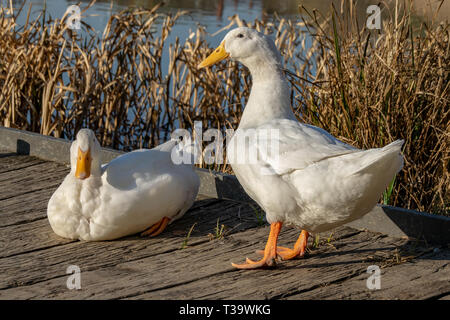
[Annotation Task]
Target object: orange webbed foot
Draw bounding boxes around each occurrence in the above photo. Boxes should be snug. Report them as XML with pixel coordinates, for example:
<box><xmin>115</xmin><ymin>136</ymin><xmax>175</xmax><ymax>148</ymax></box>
<box><xmin>141</xmin><ymin>217</ymin><xmax>170</xmax><ymax>237</ymax></box>
<box><xmin>231</xmin><ymin>256</ymin><xmax>278</xmax><ymax>269</ymax></box>
<box><xmin>255</xmin><ymin>230</ymin><xmax>309</xmax><ymax>260</ymax></box>
<box><xmin>231</xmin><ymin>222</ymin><xmax>282</xmax><ymax>270</ymax></box>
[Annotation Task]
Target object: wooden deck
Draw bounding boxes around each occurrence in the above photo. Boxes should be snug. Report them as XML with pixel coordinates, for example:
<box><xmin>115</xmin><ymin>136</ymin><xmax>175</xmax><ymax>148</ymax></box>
<box><xmin>0</xmin><ymin>151</ymin><xmax>449</xmax><ymax>300</ymax></box>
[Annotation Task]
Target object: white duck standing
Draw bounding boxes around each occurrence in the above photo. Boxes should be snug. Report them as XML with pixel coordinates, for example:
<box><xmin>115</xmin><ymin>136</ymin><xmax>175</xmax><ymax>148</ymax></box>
<box><xmin>47</xmin><ymin>129</ymin><xmax>200</xmax><ymax>241</ymax></box>
<box><xmin>199</xmin><ymin>27</ymin><xmax>404</xmax><ymax>269</ymax></box>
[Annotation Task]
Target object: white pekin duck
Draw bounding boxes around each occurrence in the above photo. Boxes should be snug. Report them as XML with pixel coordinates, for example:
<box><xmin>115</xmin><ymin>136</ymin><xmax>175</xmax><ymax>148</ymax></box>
<box><xmin>198</xmin><ymin>27</ymin><xmax>404</xmax><ymax>269</ymax></box>
<box><xmin>47</xmin><ymin>129</ymin><xmax>200</xmax><ymax>241</ymax></box>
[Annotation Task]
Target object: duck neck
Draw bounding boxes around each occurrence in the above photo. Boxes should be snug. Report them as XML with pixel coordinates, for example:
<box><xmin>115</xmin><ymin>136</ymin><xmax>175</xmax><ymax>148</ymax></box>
<box><xmin>238</xmin><ymin>63</ymin><xmax>295</xmax><ymax>129</ymax></box>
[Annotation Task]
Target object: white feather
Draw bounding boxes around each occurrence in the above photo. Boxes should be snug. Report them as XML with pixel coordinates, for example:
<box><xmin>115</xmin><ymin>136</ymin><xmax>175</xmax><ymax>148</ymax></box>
<box><xmin>223</xmin><ymin>27</ymin><xmax>404</xmax><ymax>233</ymax></box>
<box><xmin>47</xmin><ymin>132</ymin><xmax>200</xmax><ymax>241</ymax></box>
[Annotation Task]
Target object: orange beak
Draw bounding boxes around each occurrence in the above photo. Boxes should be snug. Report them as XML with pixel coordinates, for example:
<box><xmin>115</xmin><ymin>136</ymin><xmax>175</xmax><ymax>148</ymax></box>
<box><xmin>75</xmin><ymin>147</ymin><xmax>91</xmax><ymax>180</ymax></box>
<box><xmin>198</xmin><ymin>41</ymin><xmax>229</xmax><ymax>68</ymax></box>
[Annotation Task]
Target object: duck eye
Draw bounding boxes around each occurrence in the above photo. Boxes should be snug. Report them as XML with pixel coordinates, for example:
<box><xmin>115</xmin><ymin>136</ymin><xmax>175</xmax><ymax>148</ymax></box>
<box><xmin>237</xmin><ymin>33</ymin><xmax>244</xmax><ymax>38</ymax></box>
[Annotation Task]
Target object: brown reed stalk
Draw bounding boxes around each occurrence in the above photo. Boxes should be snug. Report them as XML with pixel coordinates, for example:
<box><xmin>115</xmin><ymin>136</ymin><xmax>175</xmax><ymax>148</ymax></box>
<box><xmin>0</xmin><ymin>1</ymin><xmax>447</xmax><ymax>215</ymax></box>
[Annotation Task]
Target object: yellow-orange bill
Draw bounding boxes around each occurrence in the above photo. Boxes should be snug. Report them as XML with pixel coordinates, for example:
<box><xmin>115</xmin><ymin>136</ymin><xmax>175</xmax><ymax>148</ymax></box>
<box><xmin>75</xmin><ymin>147</ymin><xmax>91</xmax><ymax>180</ymax></box>
<box><xmin>198</xmin><ymin>41</ymin><xmax>229</xmax><ymax>68</ymax></box>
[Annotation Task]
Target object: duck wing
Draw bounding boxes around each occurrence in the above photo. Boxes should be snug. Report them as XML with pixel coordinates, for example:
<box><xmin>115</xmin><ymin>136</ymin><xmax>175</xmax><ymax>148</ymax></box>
<box><xmin>230</xmin><ymin>119</ymin><xmax>359</xmax><ymax>176</ymax></box>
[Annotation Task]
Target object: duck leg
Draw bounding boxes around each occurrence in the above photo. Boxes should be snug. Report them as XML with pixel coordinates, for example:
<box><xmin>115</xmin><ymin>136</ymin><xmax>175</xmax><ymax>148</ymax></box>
<box><xmin>256</xmin><ymin>230</ymin><xmax>309</xmax><ymax>260</ymax></box>
<box><xmin>141</xmin><ymin>217</ymin><xmax>170</xmax><ymax>237</ymax></box>
<box><xmin>231</xmin><ymin>222</ymin><xmax>282</xmax><ymax>269</ymax></box>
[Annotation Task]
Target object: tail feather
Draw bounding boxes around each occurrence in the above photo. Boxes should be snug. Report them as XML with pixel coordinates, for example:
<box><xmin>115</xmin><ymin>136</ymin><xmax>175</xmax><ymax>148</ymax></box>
<box><xmin>351</xmin><ymin>139</ymin><xmax>404</xmax><ymax>176</ymax></box>
<box><xmin>381</xmin><ymin>139</ymin><xmax>404</xmax><ymax>152</ymax></box>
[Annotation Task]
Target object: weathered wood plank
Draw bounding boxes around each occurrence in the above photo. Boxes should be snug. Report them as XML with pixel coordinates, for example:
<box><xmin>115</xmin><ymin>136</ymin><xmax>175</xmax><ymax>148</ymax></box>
<box><xmin>0</xmin><ymin>161</ymin><xmax>69</xmax><ymax>201</ymax></box>
<box><xmin>129</xmin><ymin>228</ymin><xmax>411</xmax><ymax>300</ymax></box>
<box><xmin>0</xmin><ymin>225</ymin><xmax>342</xmax><ymax>299</ymax></box>
<box><xmin>0</xmin><ymin>187</ymin><xmax>57</xmax><ymax>227</ymax></box>
<box><xmin>0</xmin><ymin>224</ymin><xmax>415</xmax><ymax>300</ymax></box>
<box><xmin>1</xmin><ymin>219</ymin><xmax>74</xmax><ymax>258</ymax></box>
<box><xmin>286</xmin><ymin>250</ymin><xmax>450</xmax><ymax>300</ymax></box>
<box><xmin>0</xmin><ymin>153</ymin><xmax>47</xmax><ymax>174</ymax></box>
<box><xmin>0</xmin><ymin>199</ymin><xmax>259</xmax><ymax>291</ymax></box>
<box><xmin>1</xmin><ymin>153</ymin><xmax>448</xmax><ymax>300</ymax></box>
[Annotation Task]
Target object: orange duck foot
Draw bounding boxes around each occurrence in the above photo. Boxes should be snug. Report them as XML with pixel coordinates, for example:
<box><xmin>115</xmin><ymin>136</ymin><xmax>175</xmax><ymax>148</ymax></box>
<box><xmin>255</xmin><ymin>230</ymin><xmax>309</xmax><ymax>260</ymax></box>
<box><xmin>231</xmin><ymin>222</ymin><xmax>282</xmax><ymax>270</ymax></box>
<box><xmin>140</xmin><ymin>217</ymin><xmax>170</xmax><ymax>237</ymax></box>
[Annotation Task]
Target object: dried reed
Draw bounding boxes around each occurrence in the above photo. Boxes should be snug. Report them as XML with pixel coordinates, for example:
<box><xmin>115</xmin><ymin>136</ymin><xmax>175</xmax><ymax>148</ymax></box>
<box><xmin>0</xmin><ymin>1</ymin><xmax>448</xmax><ymax>215</ymax></box>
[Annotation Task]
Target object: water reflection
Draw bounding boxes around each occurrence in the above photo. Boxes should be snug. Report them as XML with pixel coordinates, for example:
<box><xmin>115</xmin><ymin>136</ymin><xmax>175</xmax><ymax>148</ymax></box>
<box><xmin>8</xmin><ymin>0</ymin><xmax>447</xmax><ymax>33</ymax></box>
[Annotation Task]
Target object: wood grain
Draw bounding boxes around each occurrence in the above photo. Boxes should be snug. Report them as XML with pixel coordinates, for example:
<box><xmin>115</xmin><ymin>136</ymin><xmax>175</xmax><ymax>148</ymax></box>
<box><xmin>0</xmin><ymin>152</ymin><xmax>449</xmax><ymax>300</ymax></box>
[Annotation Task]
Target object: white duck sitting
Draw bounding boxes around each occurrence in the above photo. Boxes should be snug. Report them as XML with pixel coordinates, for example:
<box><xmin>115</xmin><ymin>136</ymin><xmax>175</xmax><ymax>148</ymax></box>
<box><xmin>47</xmin><ymin>129</ymin><xmax>200</xmax><ymax>241</ymax></box>
<box><xmin>199</xmin><ymin>27</ymin><xmax>404</xmax><ymax>269</ymax></box>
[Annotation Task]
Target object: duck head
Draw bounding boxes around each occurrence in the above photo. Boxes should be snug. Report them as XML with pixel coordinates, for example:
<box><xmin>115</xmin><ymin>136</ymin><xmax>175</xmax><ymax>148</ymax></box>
<box><xmin>198</xmin><ymin>27</ymin><xmax>283</xmax><ymax>77</ymax></box>
<box><xmin>70</xmin><ymin>129</ymin><xmax>102</xmax><ymax>180</ymax></box>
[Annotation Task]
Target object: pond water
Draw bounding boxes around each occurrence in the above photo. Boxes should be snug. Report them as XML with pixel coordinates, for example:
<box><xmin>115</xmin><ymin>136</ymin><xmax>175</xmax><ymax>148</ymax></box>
<box><xmin>7</xmin><ymin>0</ymin><xmax>446</xmax><ymax>49</ymax></box>
<box><xmin>8</xmin><ymin>0</ymin><xmax>300</xmax><ymax>47</ymax></box>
